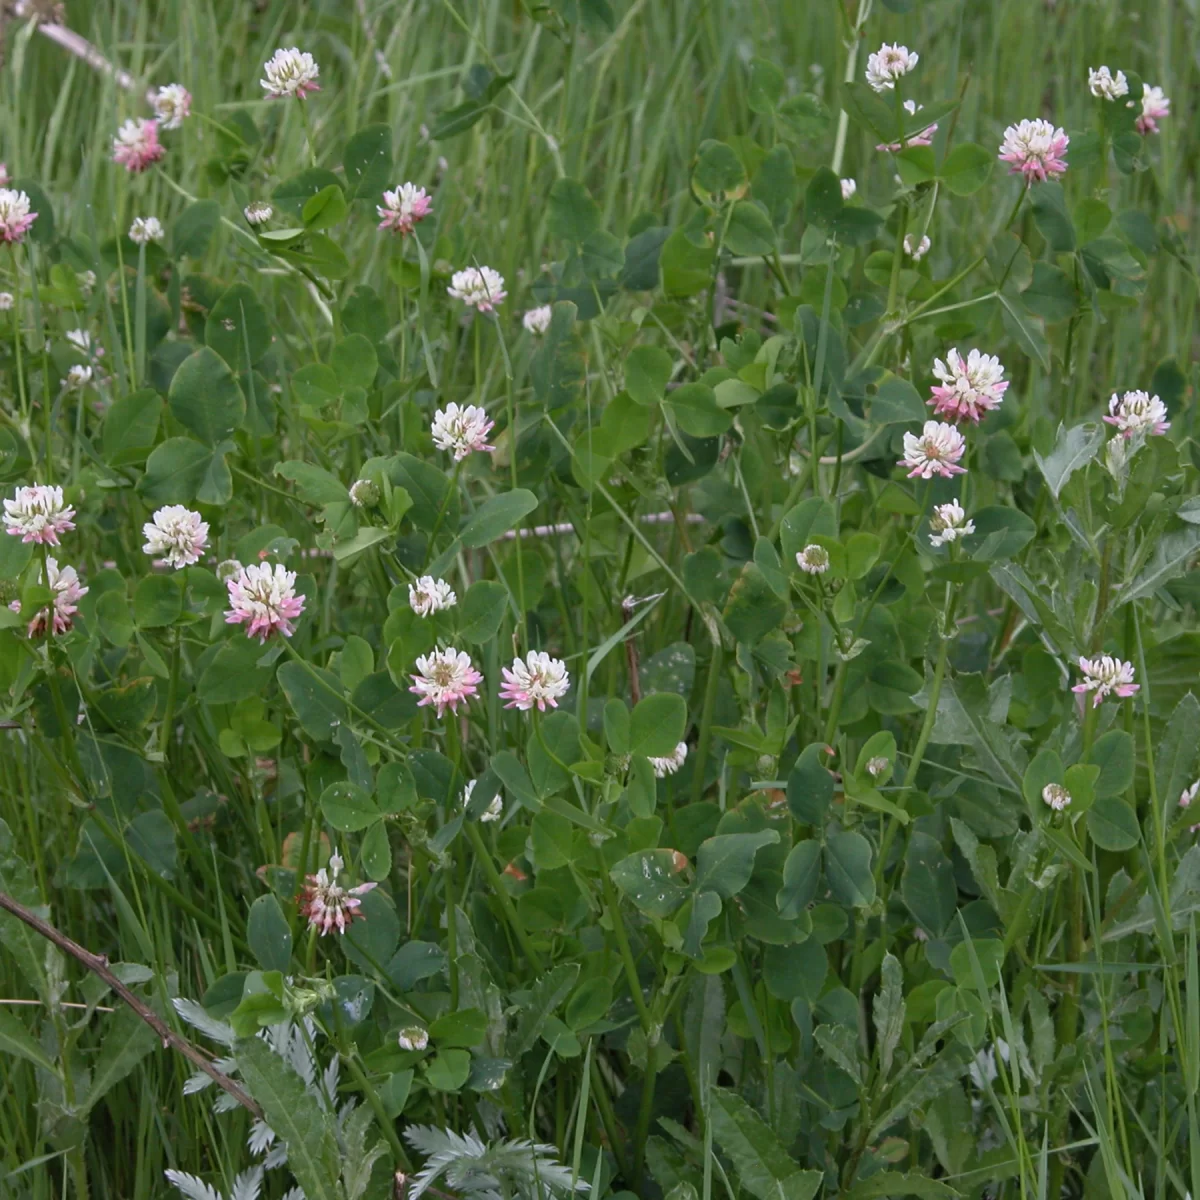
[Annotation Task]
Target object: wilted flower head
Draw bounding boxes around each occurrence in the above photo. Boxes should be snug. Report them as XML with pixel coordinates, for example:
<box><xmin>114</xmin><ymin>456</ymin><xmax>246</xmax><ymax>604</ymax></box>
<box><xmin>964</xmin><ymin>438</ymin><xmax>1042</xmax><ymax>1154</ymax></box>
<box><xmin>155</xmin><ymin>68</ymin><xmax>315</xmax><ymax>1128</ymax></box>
<box><xmin>523</xmin><ymin>305</ymin><xmax>553</xmax><ymax>335</ymax></box>
<box><xmin>244</xmin><ymin>201</ymin><xmax>274</xmax><ymax>226</ymax></box>
<box><xmin>930</xmin><ymin>348</ymin><xmax>1009</xmax><ymax>423</ymax></box>
<box><xmin>410</xmin><ymin>648</ymin><xmax>482</xmax><ymax>717</ymax></box>
<box><xmin>0</xmin><ymin>188</ymin><xmax>37</xmax><ymax>243</ymax></box>
<box><xmin>1136</xmin><ymin>84</ymin><xmax>1170</xmax><ymax>135</ymax></box>
<box><xmin>377</xmin><ymin>183</ymin><xmax>433</xmax><ymax>235</ymax></box>
<box><xmin>431</xmin><ymin>402</ymin><xmax>494</xmax><ymax>460</ymax></box>
<box><xmin>4</xmin><ymin>484</ymin><xmax>76</xmax><ymax>545</ymax></box>
<box><xmin>499</xmin><ymin>650</ymin><xmax>571</xmax><ymax>712</ymax></box>
<box><xmin>299</xmin><ymin>853</ymin><xmax>376</xmax><ymax>936</ymax></box>
<box><xmin>112</xmin><ymin>119</ymin><xmax>165</xmax><ymax>173</ymax></box>
<box><xmin>398</xmin><ymin>1026</ymin><xmax>429</xmax><ymax>1052</ymax></box>
<box><xmin>348</xmin><ymin>478</ymin><xmax>380</xmax><ymax>508</ymax></box>
<box><xmin>998</xmin><ymin>119</ymin><xmax>1069</xmax><ymax>184</ymax></box>
<box><xmin>152</xmin><ymin>84</ymin><xmax>192</xmax><ymax>129</ymax></box>
<box><xmin>0</xmin><ymin>292</ymin><xmax>12</xmax><ymax>311</ymax></box>
<box><xmin>1087</xmin><ymin>66</ymin><xmax>1128</xmax><ymax>100</ymax></box>
<box><xmin>840</xmin><ymin>178</ymin><xmax>857</xmax><ymax>200</ymax></box>
<box><xmin>1072</xmin><ymin>655</ymin><xmax>1139</xmax><ymax>707</ymax></box>
<box><xmin>408</xmin><ymin>575</ymin><xmax>456</xmax><ymax>617</ymax></box>
<box><xmin>649</xmin><ymin>742</ymin><xmax>688</xmax><ymax>778</ymax></box>
<box><xmin>1042</xmin><ymin>783</ymin><xmax>1072</xmax><ymax>811</ymax></box>
<box><xmin>866</xmin><ymin>756</ymin><xmax>890</xmax><ymax>778</ymax></box>
<box><xmin>796</xmin><ymin>544</ymin><xmax>830</xmax><ymax>575</ymax></box>
<box><xmin>143</xmin><ymin>505</ymin><xmax>209</xmax><ymax>569</ymax></box>
<box><xmin>904</xmin><ymin>233</ymin><xmax>931</xmax><ymax>261</ymax></box>
<box><xmin>876</xmin><ymin>99</ymin><xmax>938</xmax><ymax>152</ymax></box>
<box><xmin>261</xmin><ymin>48</ymin><xmax>320</xmax><ymax>99</ymax></box>
<box><xmin>447</xmin><ymin>265</ymin><xmax>507</xmax><ymax>313</ymax></box>
<box><xmin>899</xmin><ymin>421</ymin><xmax>968</xmax><ymax>479</ymax></box>
<box><xmin>65</xmin><ymin>365</ymin><xmax>93</xmax><ymax>390</ymax></box>
<box><xmin>224</xmin><ymin>563</ymin><xmax>306</xmax><ymax>642</ymax></box>
<box><xmin>929</xmin><ymin>500</ymin><xmax>975</xmax><ymax>548</ymax></box>
<box><xmin>128</xmin><ymin>216</ymin><xmax>164</xmax><ymax>246</ymax></box>
<box><xmin>865</xmin><ymin>43</ymin><xmax>919</xmax><ymax>92</ymax></box>
<box><xmin>1104</xmin><ymin>390</ymin><xmax>1169</xmax><ymax>438</ymax></box>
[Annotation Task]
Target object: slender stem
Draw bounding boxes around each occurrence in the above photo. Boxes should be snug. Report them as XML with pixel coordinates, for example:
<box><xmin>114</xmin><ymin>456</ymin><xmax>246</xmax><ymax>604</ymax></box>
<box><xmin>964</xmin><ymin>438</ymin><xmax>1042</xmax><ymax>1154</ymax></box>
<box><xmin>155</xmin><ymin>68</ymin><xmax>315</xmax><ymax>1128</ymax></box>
<box><xmin>690</xmin><ymin>641</ymin><xmax>724</xmax><ymax>805</ymax></box>
<box><xmin>598</xmin><ymin>858</ymin><xmax>653</xmax><ymax>1034</ymax></box>
<box><xmin>464</xmin><ymin>821</ymin><xmax>544</xmax><ymax>973</ymax></box>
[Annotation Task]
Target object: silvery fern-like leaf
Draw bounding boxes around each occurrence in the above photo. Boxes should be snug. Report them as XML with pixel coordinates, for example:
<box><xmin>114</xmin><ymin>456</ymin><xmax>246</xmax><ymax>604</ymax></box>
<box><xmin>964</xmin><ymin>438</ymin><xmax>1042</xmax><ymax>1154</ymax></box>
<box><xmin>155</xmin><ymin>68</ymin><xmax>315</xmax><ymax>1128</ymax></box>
<box><xmin>229</xmin><ymin>1167</ymin><xmax>265</xmax><ymax>1200</ymax></box>
<box><xmin>183</xmin><ymin>1070</ymin><xmax>214</xmax><ymax>1095</ymax></box>
<box><xmin>263</xmin><ymin>1145</ymin><xmax>289</xmax><ymax>1170</ymax></box>
<box><xmin>164</xmin><ymin>1170</ymin><xmax>224</xmax><ymax>1200</ymax></box>
<box><xmin>173</xmin><ymin>998</ymin><xmax>236</xmax><ymax>1045</ymax></box>
<box><xmin>280</xmin><ymin>1188</ymin><xmax>306</xmax><ymax>1200</ymax></box>
<box><xmin>247</xmin><ymin>1119</ymin><xmax>277</xmax><ymax>1157</ymax></box>
<box><xmin>321</xmin><ymin>1054</ymin><xmax>340</xmax><ymax>1104</ymax></box>
<box><xmin>213</xmin><ymin>1092</ymin><xmax>240</xmax><ymax>1114</ymax></box>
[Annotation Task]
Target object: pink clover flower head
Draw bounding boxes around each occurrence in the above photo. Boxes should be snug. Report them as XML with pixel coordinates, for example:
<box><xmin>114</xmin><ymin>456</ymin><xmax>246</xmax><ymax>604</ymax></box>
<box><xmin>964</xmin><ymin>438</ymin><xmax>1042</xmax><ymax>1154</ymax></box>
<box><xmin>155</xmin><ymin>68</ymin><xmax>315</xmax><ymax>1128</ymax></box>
<box><xmin>904</xmin><ymin>233</ymin><xmax>931</xmax><ymax>261</ymax></box>
<box><xmin>796</xmin><ymin>544</ymin><xmax>830</xmax><ymax>575</ymax></box>
<box><xmin>261</xmin><ymin>48</ymin><xmax>320</xmax><ymax>99</ymax></box>
<box><xmin>0</xmin><ymin>163</ymin><xmax>7</xmax><ymax>186</ymax></box>
<box><xmin>499</xmin><ymin>650</ymin><xmax>571</xmax><ymax>712</ymax></box>
<box><xmin>876</xmin><ymin>100</ymin><xmax>938</xmax><ymax>152</ymax></box>
<box><xmin>1136</xmin><ymin>84</ymin><xmax>1170</xmax><ymax>135</ymax></box>
<box><xmin>377</xmin><ymin>182</ymin><xmax>433</xmax><ymax>235</ymax></box>
<box><xmin>224</xmin><ymin>562</ymin><xmax>306</xmax><ymax>642</ymax></box>
<box><xmin>4</xmin><ymin>484</ymin><xmax>76</xmax><ymax>545</ymax></box>
<box><xmin>998</xmin><ymin>118</ymin><xmax>1069</xmax><ymax>184</ymax></box>
<box><xmin>1104</xmin><ymin>389</ymin><xmax>1169</xmax><ymax>438</ymax></box>
<box><xmin>408</xmin><ymin>575</ymin><xmax>457</xmax><ymax>617</ymax></box>
<box><xmin>929</xmin><ymin>500</ymin><xmax>975</xmax><ymax>548</ymax></box>
<box><xmin>1042</xmin><ymin>783</ymin><xmax>1072</xmax><ymax>812</ymax></box>
<box><xmin>19</xmin><ymin>557</ymin><xmax>87</xmax><ymax>638</ymax></box>
<box><xmin>143</xmin><ymin>505</ymin><xmax>209</xmax><ymax>569</ymax></box>
<box><xmin>152</xmin><ymin>84</ymin><xmax>192</xmax><ymax>130</ymax></box>
<box><xmin>899</xmin><ymin>420</ymin><xmax>967</xmax><ymax>479</ymax></box>
<box><xmin>410</xmin><ymin>647</ymin><xmax>482</xmax><ymax>717</ymax></box>
<box><xmin>865</xmin><ymin>43</ymin><xmax>919</xmax><ymax>92</ymax></box>
<box><xmin>112</xmin><ymin>119</ymin><xmax>165</xmax><ymax>173</ymax></box>
<box><xmin>299</xmin><ymin>852</ymin><xmax>376</xmax><ymax>936</ymax></box>
<box><xmin>1072</xmin><ymin>655</ymin><xmax>1139</xmax><ymax>707</ymax></box>
<box><xmin>929</xmin><ymin>348</ymin><xmax>1009</xmax><ymax>423</ymax></box>
<box><xmin>0</xmin><ymin>188</ymin><xmax>37</xmax><ymax>244</ymax></box>
<box><xmin>0</xmin><ymin>292</ymin><xmax>12</xmax><ymax>311</ymax></box>
<box><xmin>431</xmin><ymin>402</ymin><xmax>494</xmax><ymax>460</ymax></box>
<box><xmin>447</xmin><ymin>265</ymin><xmax>507</xmax><ymax>313</ymax></box>
<box><xmin>1087</xmin><ymin>66</ymin><xmax>1128</xmax><ymax>100</ymax></box>
<box><xmin>649</xmin><ymin>742</ymin><xmax>688</xmax><ymax>778</ymax></box>
<box><xmin>522</xmin><ymin>305</ymin><xmax>553</xmax><ymax>335</ymax></box>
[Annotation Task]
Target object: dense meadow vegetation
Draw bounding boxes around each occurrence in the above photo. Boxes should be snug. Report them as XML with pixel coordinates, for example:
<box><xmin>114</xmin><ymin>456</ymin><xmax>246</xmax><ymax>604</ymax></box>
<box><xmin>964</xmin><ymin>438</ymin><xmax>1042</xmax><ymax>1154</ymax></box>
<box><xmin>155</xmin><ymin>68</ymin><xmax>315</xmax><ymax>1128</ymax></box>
<box><xmin>1</xmin><ymin>0</ymin><xmax>1199</xmax><ymax>1198</ymax></box>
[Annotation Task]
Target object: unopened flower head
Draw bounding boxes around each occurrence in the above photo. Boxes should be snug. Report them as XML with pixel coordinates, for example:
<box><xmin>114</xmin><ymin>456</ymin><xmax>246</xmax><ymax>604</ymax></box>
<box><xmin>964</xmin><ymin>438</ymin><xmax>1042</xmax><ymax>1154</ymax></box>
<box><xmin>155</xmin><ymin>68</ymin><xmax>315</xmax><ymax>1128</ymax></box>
<box><xmin>866</xmin><ymin>756</ymin><xmax>890</xmax><ymax>778</ymax></box>
<box><xmin>224</xmin><ymin>562</ymin><xmax>306</xmax><ymax>642</ymax></box>
<box><xmin>899</xmin><ymin>420</ymin><xmax>968</xmax><ymax>479</ymax></box>
<box><xmin>348</xmin><ymin>479</ymin><xmax>379</xmax><ymax>509</ymax></box>
<box><xmin>398</xmin><ymin>1026</ymin><xmax>429</xmax><ymax>1052</ymax></box>
<box><xmin>929</xmin><ymin>500</ymin><xmax>975</xmax><ymax>548</ymax></box>
<box><xmin>410</xmin><ymin>648</ymin><xmax>482</xmax><ymax>717</ymax></box>
<box><xmin>523</xmin><ymin>305</ymin><xmax>553</xmax><ymax>335</ymax></box>
<box><xmin>143</xmin><ymin>505</ymin><xmax>209</xmax><ymax>569</ymax></box>
<box><xmin>65</xmin><ymin>365</ymin><xmax>93</xmax><ymax>390</ymax></box>
<box><xmin>876</xmin><ymin>99</ymin><xmax>938</xmax><ymax>152</ymax></box>
<box><xmin>215</xmin><ymin>558</ymin><xmax>243</xmax><ymax>583</ymax></box>
<box><xmin>649</xmin><ymin>742</ymin><xmax>688</xmax><ymax>778</ymax></box>
<box><xmin>152</xmin><ymin>84</ymin><xmax>192</xmax><ymax>129</ymax></box>
<box><xmin>1087</xmin><ymin>66</ymin><xmax>1128</xmax><ymax>100</ymax></box>
<box><xmin>112</xmin><ymin>119</ymin><xmax>165</xmax><ymax>173</ymax></box>
<box><xmin>128</xmin><ymin>216</ymin><xmax>164</xmax><ymax>246</ymax></box>
<box><xmin>998</xmin><ymin>119</ymin><xmax>1069</xmax><ymax>184</ymax></box>
<box><xmin>1136</xmin><ymin>84</ymin><xmax>1170</xmax><ymax>135</ymax></box>
<box><xmin>1072</xmin><ymin>655</ymin><xmax>1139</xmax><ymax>707</ymax></box>
<box><xmin>18</xmin><ymin>557</ymin><xmax>87</xmax><ymax>638</ymax></box>
<box><xmin>904</xmin><ymin>233</ymin><xmax>931</xmax><ymax>261</ymax></box>
<box><xmin>408</xmin><ymin>575</ymin><xmax>456</xmax><ymax>617</ymax></box>
<box><xmin>1104</xmin><ymin>390</ymin><xmax>1169</xmax><ymax>438</ymax></box>
<box><xmin>840</xmin><ymin>178</ymin><xmax>857</xmax><ymax>200</ymax></box>
<box><xmin>930</xmin><ymin>348</ymin><xmax>1009</xmax><ymax>423</ymax></box>
<box><xmin>431</xmin><ymin>402</ymin><xmax>494</xmax><ymax>460</ymax></box>
<box><xmin>377</xmin><ymin>183</ymin><xmax>433</xmax><ymax>235</ymax></box>
<box><xmin>447</xmin><ymin>265</ymin><xmax>507</xmax><ymax>313</ymax></box>
<box><xmin>261</xmin><ymin>48</ymin><xmax>320</xmax><ymax>99</ymax></box>
<box><xmin>865</xmin><ymin>43</ymin><xmax>919</xmax><ymax>92</ymax></box>
<box><xmin>0</xmin><ymin>163</ymin><xmax>7</xmax><ymax>187</ymax></box>
<box><xmin>0</xmin><ymin>188</ymin><xmax>37</xmax><ymax>243</ymax></box>
<box><xmin>1042</xmin><ymin>783</ymin><xmax>1072</xmax><ymax>811</ymax></box>
<box><xmin>4</xmin><ymin>484</ymin><xmax>76</xmax><ymax>545</ymax></box>
<box><xmin>0</xmin><ymin>292</ymin><xmax>12</xmax><ymax>311</ymax></box>
<box><xmin>499</xmin><ymin>650</ymin><xmax>571</xmax><ymax>712</ymax></box>
<box><xmin>796</xmin><ymin>544</ymin><xmax>830</xmax><ymax>575</ymax></box>
<box><xmin>1180</xmin><ymin>781</ymin><xmax>1198</xmax><ymax>809</ymax></box>
<box><xmin>244</xmin><ymin>201</ymin><xmax>274</xmax><ymax>226</ymax></box>
<box><xmin>66</xmin><ymin>329</ymin><xmax>97</xmax><ymax>357</ymax></box>
<box><xmin>299</xmin><ymin>852</ymin><xmax>376</xmax><ymax>936</ymax></box>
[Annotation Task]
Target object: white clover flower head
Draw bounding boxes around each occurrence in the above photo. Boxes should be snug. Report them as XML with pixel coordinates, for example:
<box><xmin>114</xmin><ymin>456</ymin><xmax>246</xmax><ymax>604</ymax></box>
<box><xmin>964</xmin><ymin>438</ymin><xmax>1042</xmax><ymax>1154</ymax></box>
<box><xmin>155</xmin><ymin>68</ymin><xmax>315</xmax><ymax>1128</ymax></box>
<box><xmin>152</xmin><ymin>83</ymin><xmax>192</xmax><ymax>129</ymax></box>
<box><xmin>649</xmin><ymin>742</ymin><xmax>688</xmax><ymax>778</ymax></box>
<box><xmin>1136</xmin><ymin>84</ymin><xmax>1170</xmax><ymax>135</ymax></box>
<box><xmin>480</xmin><ymin>793</ymin><xmax>504</xmax><ymax>822</ymax></box>
<box><xmin>78</xmin><ymin>270</ymin><xmax>97</xmax><ymax>294</ymax></box>
<box><xmin>866</xmin><ymin>756</ymin><xmax>890</xmax><ymax>778</ymax></box>
<box><xmin>865</xmin><ymin>43</ymin><xmax>919</xmax><ymax>92</ymax></box>
<box><xmin>840</xmin><ymin>177</ymin><xmax>857</xmax><ymax>201</ymax></box>
<box><xmin>0</xmin><ymin>292</ymin><xmax>13</xmax><ymax>311</ymax></box>
<box><xmin>930</xmin><ymin>347</ymin><xmax>1008</xmax><ymax>423</ymax></box>
<box><xmin>261</xmin><ymin>48</ymin><xmax>320</xmax><ymax>99</ymax></box>
<box><xmin>899</xmin><ymin>420</ymin><xmax>968</xmax><ymax>479</ymax></box>
<box><xmin>431</xmin><ymin>402</ymin><xmax>495</xmax><ymax>461</ymax></box>
<box><xmin>522</xmin><ymin>305</ymin><xmax>553</xmax><ymax>335</ymax></box>
<box><xmin>408</xmin><ymin>575</ymin><xmax>457</xmax><ymax>617</ymax></box>
<box><xmin>499</xmin><ymin>650</ymin><xmax>571</xmax><ymax>712</ymax></box>
<box><xmin>409</xmin><ymin>648</ymin><xmax>482</xmax><ymax>717</ymax></box>
<box><xmin>447</xmin><ymin>265</ymin><xmax>507</xmax><ymax>313</ymax></box>
<box><xmin>903</xmin><ymin>233</ymin><xmax>931</xmax><ymax>261</ymax></box>
<box><xmin>348</xmin><ymin>478</ymin><xmax>380</xmax><ymax>508</ymax></box>
<box><xmin>998</xmin><ymin>119</ymin><xmax>1069</xmax><ymax>184</ymax></box>
<box><xmin>1088</xmin><ymin>66</ymin><xmax>1128</xmax><ymax>100</ymax></box>
<box><xmin>796</xmin><ymin>544</ymin><xmax>830</xmax><ymax>575</ymax></box>
<box><xmin>929</xmin><ymin>499</ymin><xmax>975</xmax><ymax>548</ymax></box>
<box><xmin>66</xmin><ymin>329</ymin><xmax>95</xmax><ymax>356</ymax></box>
<box><xmin>244</xmin><ymin>201</ymin><xmax>274</xmax><ymax>226</ymax></box>
<box><xmin>143</xmin><ymin>505</ymin><xmax>209</xmax><ymax>569</ymax></box>
<box><xmin>66</xmin><ymin>365</ymin><xmax>93</xmax><ymax>390</ymax></box>
<box><xmin>1072</xmin><ymin>655</ymin><xmax>1139</xmax><ymax>707</ymax></box>
<box><xmin>376</xmin><ymin>183</ymin><xmax>433</xmax><ymax>235</ymax></box>
<box><xmin>398</xmin><ymin>1026</ymin><xmax>429</xmax><ymax>1052</ymax></box>
<box><xmin>1104</xmin><ymin>390</ymin><xmax>1169</xmax><ymax>439</ymax></box>
<box><xmin>1042</xmin><ymin>783</ymin><xmax>1072</xmax><ymax>811</ymax></box>
<box><xmin>128</xmin><ymin>216</ymin><xmax>165</xmax><ymax>246</ymax></box>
